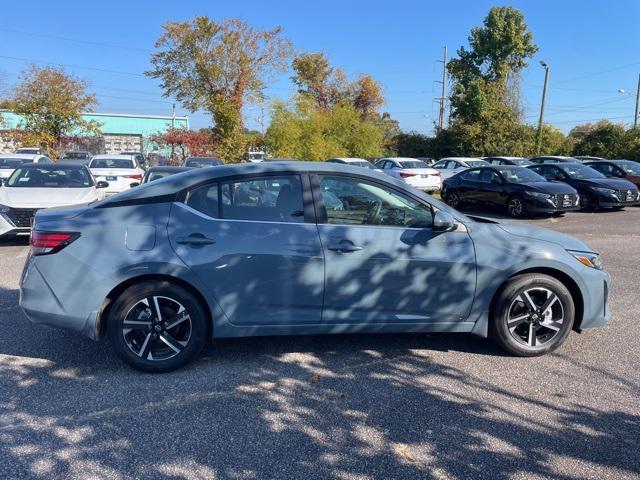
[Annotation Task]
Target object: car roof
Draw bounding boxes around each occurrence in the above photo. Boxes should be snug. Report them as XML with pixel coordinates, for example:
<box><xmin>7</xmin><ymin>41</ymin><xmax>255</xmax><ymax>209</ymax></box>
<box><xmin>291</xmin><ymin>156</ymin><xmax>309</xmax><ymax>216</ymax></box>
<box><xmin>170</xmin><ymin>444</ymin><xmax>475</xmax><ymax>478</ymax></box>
<box><xmin>380</xmin><ymin>157</ymin><xmax>422</xmax><ymax>162</ymax></box>
<box><xmin>0</xmin><ymin>153</ymin><xmax>44</xmax><ymax>159</ymax></box>
<box><xmin>328</xmin><ymin>157</ymin><xmax>368</xmax><ymax>162</ymax></box>
<box><xmin>148</xmin><ymin>166</ymin><xmax>192</xmax><ymax>172</ymax></box>
<box><xmin>16</xmin><ymin>162</ymin><xmax>86</xmax><ymax>169</ymax></box>
<box><xmin>486</xmin><ymin>156</ymin><xmax>527</xmax><ymax>160</ymax></box>
<box><xmin>439</xmin><ymin>157</ymin><xmax>482</xmax><ymax>162</ymax></box>
<box><xmin>530</xmin><ymin>162</ymin><xmax>582</xmax><ymax>168</ymax></box>
<box><xmin>91</xmin><ymin>154</ymin><xmax>136</xmax><ymax>160</ymax></box>
<box><xmin>100</xmin><ymin>161</ymin><xmax>408</xmax><ymax>206</ymax></box>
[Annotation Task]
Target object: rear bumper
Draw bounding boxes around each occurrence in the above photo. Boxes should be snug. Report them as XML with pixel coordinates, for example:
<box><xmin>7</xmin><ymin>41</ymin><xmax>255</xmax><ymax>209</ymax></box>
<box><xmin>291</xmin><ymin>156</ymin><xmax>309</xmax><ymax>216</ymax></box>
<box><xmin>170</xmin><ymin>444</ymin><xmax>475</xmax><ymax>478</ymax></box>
<box><xmin>404</xmin><ymin>178</ymin><xmax>441</xmax><ymax>192</ymax></box>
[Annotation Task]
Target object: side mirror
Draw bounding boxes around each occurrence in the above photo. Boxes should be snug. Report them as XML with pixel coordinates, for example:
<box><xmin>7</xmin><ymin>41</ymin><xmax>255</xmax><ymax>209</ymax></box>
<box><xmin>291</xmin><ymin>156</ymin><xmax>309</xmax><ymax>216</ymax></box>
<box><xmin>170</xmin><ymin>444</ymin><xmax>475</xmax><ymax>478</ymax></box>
<box><xmin>129</xmin><ymin>182</ymin><xmax>140</xmax><ymax>188</ymax></box>
<box><xmin>96</xmin><ymin>181</ymin><xmax>109</xmax><ymax>188</ymax></box>
<box><xmin>432</xmin><ymin>210</ymin><xmax>455</xmax><ymax>232</ymax></box>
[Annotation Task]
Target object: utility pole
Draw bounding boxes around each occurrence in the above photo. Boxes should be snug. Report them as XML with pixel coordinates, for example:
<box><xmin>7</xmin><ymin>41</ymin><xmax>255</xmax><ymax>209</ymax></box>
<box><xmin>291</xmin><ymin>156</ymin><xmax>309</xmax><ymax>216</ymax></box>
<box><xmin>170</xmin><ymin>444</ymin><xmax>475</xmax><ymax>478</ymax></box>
<box><xmin>171</xmin><ymin>103</ymin><xmax>176</xmax><ymax>129</ymax></box>
<box><xmin>436</xmin><ymin>46</ymin><xmax>448</xmax><ymax>132</ymax></box>
<box><xmin>536</xmin><ymin>61</ymin><xmax>550</xmax><ymax>155</ymax></box>
<box><xmin>634</xmin><ymin>73</ymin><xmax>639</xmax><ymax>129</ymax></box>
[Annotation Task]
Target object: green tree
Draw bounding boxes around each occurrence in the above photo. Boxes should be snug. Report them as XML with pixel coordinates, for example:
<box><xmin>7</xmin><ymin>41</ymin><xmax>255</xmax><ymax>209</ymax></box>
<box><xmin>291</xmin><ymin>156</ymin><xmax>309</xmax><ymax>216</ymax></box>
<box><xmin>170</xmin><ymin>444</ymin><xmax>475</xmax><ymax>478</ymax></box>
<box><xmin>147</xmin><ymin>17</ymin><xmax>293</xmax><ymax>162</ymax></box>
<box><xmin>572</xmin><ymin>120</ymin><xmax>627</xmax><ymax>158</ymax></box>
<box><xmin>291</xmin><ymin>52</ymin><xmax>350</xmax><ymax>111</ymax></box>
<box><xmin>7</xmin><ymin>65</ymin><xmax>99</xmax><ymax>157</ymax></box>
<box><xmin>447</xmin><ymin>6</ymin><xmax>538</xmax><ymax>123</ymax></box>
<box><xmin>265</xmin><ymin>95</ymin><xmax>383</xmax><ymax>160</ymax></box>
<box><xmin>622</xmin><ymin>127</ymin><xmax>640</xmax><ymax>161</ymax></box>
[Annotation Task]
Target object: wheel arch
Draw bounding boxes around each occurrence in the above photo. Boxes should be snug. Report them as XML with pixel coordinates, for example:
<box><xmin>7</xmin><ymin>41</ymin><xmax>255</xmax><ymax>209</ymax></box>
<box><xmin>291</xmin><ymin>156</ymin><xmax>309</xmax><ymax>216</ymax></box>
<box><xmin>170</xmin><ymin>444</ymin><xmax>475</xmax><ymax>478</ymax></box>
<box><xmin>489</xmin><ymin>267</ymin><xmax>585</xmax><ymax>331</ymax></box>
<box><xmin>96</xmin><ymin>274</ymin><xmax>213</xmax><ymax>341</ymax></box>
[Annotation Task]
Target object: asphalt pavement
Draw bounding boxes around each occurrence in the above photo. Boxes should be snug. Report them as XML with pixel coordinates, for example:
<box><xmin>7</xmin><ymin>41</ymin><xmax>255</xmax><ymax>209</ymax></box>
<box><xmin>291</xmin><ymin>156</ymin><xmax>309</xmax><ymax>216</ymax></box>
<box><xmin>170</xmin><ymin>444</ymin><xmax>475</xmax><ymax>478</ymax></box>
<box><xmin>0</xmin><ymin>207</ymin><xmax>639</xmax><ymax>480</ymax></box>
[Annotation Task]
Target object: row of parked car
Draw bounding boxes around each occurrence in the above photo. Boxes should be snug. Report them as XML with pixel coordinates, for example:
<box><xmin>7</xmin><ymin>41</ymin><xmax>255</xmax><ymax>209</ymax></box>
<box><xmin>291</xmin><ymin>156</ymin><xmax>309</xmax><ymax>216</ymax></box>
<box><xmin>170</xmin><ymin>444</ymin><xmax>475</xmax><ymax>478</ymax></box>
<box><xmin>325</xmin><ymin>156</ymin><xmax>640</xmax><ymax>218</ymax></box>
<box><xmin>0</xmin><ymin>151</ymin><xmax>224</xmax><ymax>239</ymax></box>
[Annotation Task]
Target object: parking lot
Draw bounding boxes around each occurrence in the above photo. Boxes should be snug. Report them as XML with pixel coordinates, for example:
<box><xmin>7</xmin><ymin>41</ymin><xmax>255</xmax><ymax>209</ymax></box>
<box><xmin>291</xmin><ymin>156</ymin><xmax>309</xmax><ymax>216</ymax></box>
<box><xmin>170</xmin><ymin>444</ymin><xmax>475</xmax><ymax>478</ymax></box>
<box><xmin>0</xmin><ymin>208</ymin><xmax>639</xmax><ymax>480</ymax></box>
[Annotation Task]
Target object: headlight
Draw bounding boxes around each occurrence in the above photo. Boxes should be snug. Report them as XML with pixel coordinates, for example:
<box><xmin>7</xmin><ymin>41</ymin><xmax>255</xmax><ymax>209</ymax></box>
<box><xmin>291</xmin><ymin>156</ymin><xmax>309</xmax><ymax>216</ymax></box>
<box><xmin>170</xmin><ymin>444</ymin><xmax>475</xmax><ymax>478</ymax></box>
<box><xmin>524</xmin><ymin>191</ymin><xmax>552</xmax><ymax>199</ymax></box>
<box><xmin>593</xmin><ymin>187</ymin><xmax>616</xmax><ymax>195</ymax></box>
<box><xmin>568</xmin><ymin>250</ymin><xmax>603</xmax><ymax>270</ymax></box>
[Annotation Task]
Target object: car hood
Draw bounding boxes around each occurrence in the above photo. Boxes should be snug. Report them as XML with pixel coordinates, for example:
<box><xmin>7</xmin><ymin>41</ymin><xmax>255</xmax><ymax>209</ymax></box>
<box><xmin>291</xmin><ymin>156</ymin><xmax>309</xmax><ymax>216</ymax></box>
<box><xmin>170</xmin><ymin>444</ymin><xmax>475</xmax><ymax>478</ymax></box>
<box><xmin>520</xmin><ymin>181</ymin><xmax>576</xmax><ymax>194</ymax></box>
<box><xmin>496</xmin><ymin>223</ymin><xmax>592</xmax><ymax>252</ymax></box>
<box><xmin>571</xmin><ymin>177</ymin><xmax>638</xmax><ymax>190</ymax></box>
<box><xmin>0</xmin><ymin>187</ymin><xmax>98</xmax><ymax>208</ymax></box>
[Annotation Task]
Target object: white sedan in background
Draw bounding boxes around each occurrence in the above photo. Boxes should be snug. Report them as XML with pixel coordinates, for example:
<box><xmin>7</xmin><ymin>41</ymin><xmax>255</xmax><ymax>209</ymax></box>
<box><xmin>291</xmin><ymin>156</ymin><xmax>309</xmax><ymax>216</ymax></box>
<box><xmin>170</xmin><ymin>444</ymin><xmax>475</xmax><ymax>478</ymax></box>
<box><xmin>0</xmin><ymin>154</ymin><xmax>53</xmax><ymax>183</ymax></box>
<box><xmin>0</xmin><ymin>163</ymin><xmax>108</xmax><ymax>238</ymax></box>
<box><xmin>374</xmin><ymin>157</ymin><xmax>441</xmax><ymax>193</ymax></box>
<box><xmin>432</xmin><ymin>157</ymin><xmax>489</xmax><ymax>180</ymax></box>
<box><xmin>88</xmin><ymin>154</ymin><xmax>145</xmax><ymax>196</ymax></box>
<box><xmin>326</xmin><ymin>157</ymin><xmax>380</xmax><ymax>171</ymax></box>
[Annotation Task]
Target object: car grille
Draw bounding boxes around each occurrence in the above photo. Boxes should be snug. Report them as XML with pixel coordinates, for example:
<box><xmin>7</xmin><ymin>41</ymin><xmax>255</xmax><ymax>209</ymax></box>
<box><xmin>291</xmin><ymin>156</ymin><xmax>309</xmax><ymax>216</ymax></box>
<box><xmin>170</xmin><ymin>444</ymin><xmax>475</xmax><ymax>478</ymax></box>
<box><xmin>615</xmin><ymin>189</ymin><xmax>638</xmax><ymax>203</ymax></box>
<box><xmin>4</xmin><ymin>208</ymin><xmax>38</xmax><ymax>228</ymax></box>
<box><xmin>553</xmin><ymin>193</ymin><xmax>578</xmax><ymax>208</ymax></box>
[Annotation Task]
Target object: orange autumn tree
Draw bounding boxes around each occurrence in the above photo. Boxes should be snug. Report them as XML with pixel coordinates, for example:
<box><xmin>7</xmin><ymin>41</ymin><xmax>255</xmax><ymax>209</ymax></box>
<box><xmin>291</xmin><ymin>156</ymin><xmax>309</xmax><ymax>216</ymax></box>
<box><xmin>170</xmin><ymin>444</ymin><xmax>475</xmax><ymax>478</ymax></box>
<box><xmin>146</xmin><ymin>17</ymin><xmax>292</xmax><ymax>162</ymax></box>
<box><xmin>151</xmin><ymin>128</ymin><xmax>216</xmax><ymax>164</ymax></box>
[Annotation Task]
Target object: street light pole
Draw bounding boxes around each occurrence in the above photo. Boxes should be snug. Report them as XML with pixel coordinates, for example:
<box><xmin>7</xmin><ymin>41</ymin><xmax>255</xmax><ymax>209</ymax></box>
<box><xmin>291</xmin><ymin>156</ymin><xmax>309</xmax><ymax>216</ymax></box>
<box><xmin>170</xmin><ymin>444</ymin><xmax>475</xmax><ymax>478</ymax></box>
<box><xmin>634</xmin><ymin>73</ymin><xmax>639</xmax><ymax>129</ymax></box>
<box><xmin>536</xmin><ymin>61</ymin><xmax>550</xmax><ymax>155</ymax></box>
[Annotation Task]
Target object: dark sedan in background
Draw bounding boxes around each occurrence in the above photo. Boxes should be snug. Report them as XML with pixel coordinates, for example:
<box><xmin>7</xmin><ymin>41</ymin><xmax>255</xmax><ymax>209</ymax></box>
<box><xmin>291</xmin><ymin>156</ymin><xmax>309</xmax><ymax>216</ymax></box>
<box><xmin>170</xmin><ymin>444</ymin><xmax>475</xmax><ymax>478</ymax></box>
<box><xmin>528</xmin><ymin>163</ymin><xmax>639</xmax><ymax>210</ymax></box>
<box><xmin>529</xmin><ymin>156</ymin><xmax>582</xmax><ymax>164</ymax></box>
<box><xmin>182</xmin><ymin>157</ymin><xmax>224</xmax><ymax>168</ymax></box>
<box><xmin>442</xmin><ymin>165</ymin><xmax>579</xmax><ymax>217</ymax></box>
<box><xmin>583</xmin><ymin>160</ymin><xmax>640</xmax><ymax>191</ymax></box>
<box><xmin>486</xmin><ymin>156</ymin><xmax>533</xmax><ymax>166</ymax></box>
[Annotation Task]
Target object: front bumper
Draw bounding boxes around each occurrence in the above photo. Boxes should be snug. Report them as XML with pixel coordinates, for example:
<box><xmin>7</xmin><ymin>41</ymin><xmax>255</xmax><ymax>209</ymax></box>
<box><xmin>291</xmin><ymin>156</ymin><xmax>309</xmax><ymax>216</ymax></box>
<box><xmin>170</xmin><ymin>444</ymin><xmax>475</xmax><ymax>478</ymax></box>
<box><xmin>0</xmin><ymin>212</ymin><xmax>31</xmax><ymax>238</ymax></box>
<box><xmin>577</xmin><ymin>266</ymin><xmax>611</xmax><ymax>329</ymax></box>
<box><xmin>524</xmin><ymin>194</ymin><xmax>580</xmax><ymax>213</ymax></box>
<box><xmin>595</xmin><ymin>190</ymin><xmax>640</xmax><ymax>208</ymax></box>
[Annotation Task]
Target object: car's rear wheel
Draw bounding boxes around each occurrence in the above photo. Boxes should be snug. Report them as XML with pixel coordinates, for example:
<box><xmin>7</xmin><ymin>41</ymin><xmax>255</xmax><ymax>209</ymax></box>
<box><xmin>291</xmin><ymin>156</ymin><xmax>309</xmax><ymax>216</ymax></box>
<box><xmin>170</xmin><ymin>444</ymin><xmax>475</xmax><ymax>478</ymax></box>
<box><xmin>491</xmin><ymin>274</ymin><xmax>574</xmax><ymax>356</ymax></box>
<box><xmin>107</xmin><ymin>281</ymin><xmax>208</xmax><ymax>372</ymax></box>
<box><xmin>446</xmin><ymin>189</ymin><xmax>461</xmax><ymax>209</ymax></box>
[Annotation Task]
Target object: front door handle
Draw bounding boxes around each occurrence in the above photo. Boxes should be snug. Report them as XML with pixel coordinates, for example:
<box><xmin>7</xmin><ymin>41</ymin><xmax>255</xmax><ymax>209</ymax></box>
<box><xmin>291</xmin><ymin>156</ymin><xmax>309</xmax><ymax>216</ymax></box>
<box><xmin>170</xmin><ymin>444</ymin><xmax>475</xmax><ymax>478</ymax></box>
<box><xmin>176</xmin><ymin>234</ymin><xmax>216</xmax><ymax>246</ymax></box>
<box><xmin>327</xmin><ymin>239</ymin><xmax>363</xmax><ymax>253</ymax></box>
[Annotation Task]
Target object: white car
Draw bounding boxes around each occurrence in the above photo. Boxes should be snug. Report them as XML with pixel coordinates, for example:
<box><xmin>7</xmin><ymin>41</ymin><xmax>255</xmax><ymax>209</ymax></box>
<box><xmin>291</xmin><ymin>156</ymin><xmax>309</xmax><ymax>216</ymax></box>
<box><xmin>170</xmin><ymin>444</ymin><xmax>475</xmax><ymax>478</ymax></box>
<box><xmin>0</xmin><ymin>154</ymin><xmax>53</xmax><ymax>183</ymax></box>
<box><xmin>326</xmin><ymin>157</ymin><xmax>380</xmax><ymax>171</ymax></box>
<box><xmin>15</xmin><ymin>147</ymin><xmax>43</xmax><ymax>155</ymax></box>
<box><xmin>88</xmin><ymin>154</ymin><xmax>145</xmax><ymax>196</ymax></box>
<box><xmin>374</xmin><ymin>157</ymin><xmax>441</xmax><ymax>192</ymax></box>
<box><xmin>0</xmin><ymin>163</ymin><xmax>108</xmax><ymax>238</ymax></box>
<box><xmin>432</xmin><ymin>157</ymin><xmax>489</xmax><ymax>180</ymax></box>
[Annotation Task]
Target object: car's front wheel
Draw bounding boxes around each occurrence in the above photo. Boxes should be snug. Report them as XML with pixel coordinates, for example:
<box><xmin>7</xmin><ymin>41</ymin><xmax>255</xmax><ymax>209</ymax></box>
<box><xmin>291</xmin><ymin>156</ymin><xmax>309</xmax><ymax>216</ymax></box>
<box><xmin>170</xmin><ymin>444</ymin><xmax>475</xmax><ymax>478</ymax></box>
<box><xmin>507</xmin><ymin>195</ymin><xmax>527</xmax><ymax>218</ymax></box>
<box><xmin>491</xmin><ymin>274</ymin><xmax>574</xmax><ymax>356</ymax></box>
<box><xmin>107</xmin><ymin>281</ymin><xmax>208</xmax><ymax>372</ymax></box>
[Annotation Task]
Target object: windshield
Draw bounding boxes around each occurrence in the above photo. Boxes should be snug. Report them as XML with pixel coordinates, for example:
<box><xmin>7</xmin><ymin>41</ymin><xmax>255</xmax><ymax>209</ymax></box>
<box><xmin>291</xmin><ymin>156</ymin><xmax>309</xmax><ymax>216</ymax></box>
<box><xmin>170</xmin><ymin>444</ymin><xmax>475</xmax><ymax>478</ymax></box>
<box><xmin>0</xmin><ymin>158</ymin><xmax>26</xmax><ymax>169</ymax></box>
<box><xmin>62</xmin><ymin>152</ymin><xmax>90</xmax><ymax>159</ymax></box>
<box><xmin>399</xmin><ymin>160</ymin><xmax>429</xmax><ymax>169</ymax></box>
<box><xmin>560</xmin><ymin>164</ymin><xmax>605</xmax><ymax>179</ymax></box>
<box><xmin>185</xmin><ymin>158</ymin><xmax>222</xmax><ymax>167</ymax></box>
<box><xmin>145</xmin><ymin>171</ymin><xmax>177</xmax><ymax>183</ymax></box>
<box><xmin>466</xmin><ymin>160</ymin><xmax>488</xmax><ymax>167</ymax></box>
<box><xmin>497</xmin><ymin>167</ymin><xmax>546</xmax><ymax>183</ymax></box>
<box><xmin>90</xmin><ymin>158</ymin><xmax>134</xmax><ymax>169</ymax></box>
<box><xmin>351</xmin><ymin>161</ymin><xmax>376</xmax><ymax>169</ymax></box>
<box><xmin>617</xmin><ymin>161</ymin><xmax>640</xmax><ymax>175</ymax></box>
<box><xmin>7</xmin><ymin>167</ymin><xmax>93</xmax><ymax>188</ymax></box>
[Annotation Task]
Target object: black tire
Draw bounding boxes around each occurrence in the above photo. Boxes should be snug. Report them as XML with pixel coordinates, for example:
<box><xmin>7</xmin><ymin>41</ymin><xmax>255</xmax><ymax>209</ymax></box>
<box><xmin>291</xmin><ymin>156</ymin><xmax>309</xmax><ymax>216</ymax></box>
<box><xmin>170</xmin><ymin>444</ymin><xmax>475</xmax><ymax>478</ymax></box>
<box><xmin>578</xmin><ymin>190</ymin><xmax>594</xmax><ymax>211</ymax></box>
<box><xmin>507</xmin><ymin>195</ymin><xmax>527</xmax><ymax>218</ymax></box>
<box><xmin>491</xmin><ymin>273</ymin><xmax>575</xmax><ymax>357</ymax></box>
<box><xmin>107</xmin><ymin>281</ymin><xmax>208</xmax><ymax>372</ymax></box>
<box><xmin>446</xmin><ymin>189</ymin><xmax>461</xmax><ymax>209</ymax></box>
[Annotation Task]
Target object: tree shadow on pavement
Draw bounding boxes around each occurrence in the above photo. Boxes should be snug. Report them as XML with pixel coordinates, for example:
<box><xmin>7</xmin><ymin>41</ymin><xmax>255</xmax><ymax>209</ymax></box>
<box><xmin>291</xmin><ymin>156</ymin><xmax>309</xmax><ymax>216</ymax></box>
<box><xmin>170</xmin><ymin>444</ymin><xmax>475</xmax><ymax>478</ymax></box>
<box><xmin>0</xmin><ymin>283</ymin><xmax>638</xmax><ymax>480</ymax></box>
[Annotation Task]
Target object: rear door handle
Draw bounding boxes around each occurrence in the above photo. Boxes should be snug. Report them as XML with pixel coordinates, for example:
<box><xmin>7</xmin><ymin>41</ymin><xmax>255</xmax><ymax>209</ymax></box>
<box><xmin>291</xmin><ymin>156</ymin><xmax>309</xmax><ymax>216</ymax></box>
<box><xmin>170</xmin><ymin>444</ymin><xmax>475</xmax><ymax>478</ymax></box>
<box><xmin>176</xmin><ymin>234</ymin><xmax>216</xmax><ymax>246</ymax></box>
<box><xmin>327</xmin><ymin>240</ymin><xmax>363</xmax><ymax>253</ymax></box>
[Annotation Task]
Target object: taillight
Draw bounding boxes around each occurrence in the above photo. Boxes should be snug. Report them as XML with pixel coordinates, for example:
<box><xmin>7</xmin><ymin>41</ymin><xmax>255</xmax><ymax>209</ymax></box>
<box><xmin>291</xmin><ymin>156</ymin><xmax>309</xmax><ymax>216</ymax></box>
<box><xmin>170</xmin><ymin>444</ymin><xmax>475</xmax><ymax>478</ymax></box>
<box><xmin>432</xmin><ymin>171</ymin><xmax>441</xmax><ymax>176</ymax></box>
<box><xmin>125</xmin><ymin>174</ymin><xmax>143</xmax><ymax>180</ymax></box>
<box><xmin>400</xmin><ymin>172</ymin><xmax>418</xmax><ymax>178</ymax></box>
<box><xmin>30</xmin><ymin>231</ymin><xmax>79</xmax><ymax>255</ymax></box>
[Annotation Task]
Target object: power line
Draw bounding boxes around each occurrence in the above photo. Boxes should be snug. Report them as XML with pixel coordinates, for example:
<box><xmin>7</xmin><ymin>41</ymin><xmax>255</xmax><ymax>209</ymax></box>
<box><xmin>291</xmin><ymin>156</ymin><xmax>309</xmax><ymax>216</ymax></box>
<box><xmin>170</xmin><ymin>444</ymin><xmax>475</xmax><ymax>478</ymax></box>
<box><xmin>0</xmin><ymin>27</ymin><xmax>151</xmax><ymax>53</ymax></box>
<box><xmin>552</xmin><ymin>61</ymin><xmax>640</xmax><ymax>85</ymax></box>
<box><xmin>0</xmin><ymin>55</ymin><xmax>145</xmax><ymax>77</ymax></box>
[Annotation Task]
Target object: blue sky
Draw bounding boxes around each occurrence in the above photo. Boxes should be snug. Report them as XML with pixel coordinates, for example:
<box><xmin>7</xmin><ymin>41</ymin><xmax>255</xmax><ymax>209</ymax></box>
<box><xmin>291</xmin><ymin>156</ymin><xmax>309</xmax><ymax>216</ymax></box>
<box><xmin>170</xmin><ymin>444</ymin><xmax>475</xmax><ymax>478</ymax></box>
<box><xmin>1</xmin><ymin>0</ymin><xmax>638</xmax><ymax>134</ymax></box>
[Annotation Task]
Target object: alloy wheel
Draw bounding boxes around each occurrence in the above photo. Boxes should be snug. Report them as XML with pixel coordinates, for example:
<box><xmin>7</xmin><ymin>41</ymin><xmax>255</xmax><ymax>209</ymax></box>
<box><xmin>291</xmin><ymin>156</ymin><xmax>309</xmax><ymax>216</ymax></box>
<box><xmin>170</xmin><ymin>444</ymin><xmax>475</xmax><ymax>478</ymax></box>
<box><xmin>508</xmin><ymin>197</ymin><xmax>524</xmax><ymax>217</ymax></box>
<box><xmin>122</xmin><ymin>296</ymin><xmax>192</xmax><ymax>361</ymax></box>
<box><xmin>448</xmin><ymin>191</ymin><xmax>460</xmax><ymax>208</ymax></box>
<box><xmin>507</xmin><ymin>287</ymin><xmax>564</xmax><ymax>348</ymax></box>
